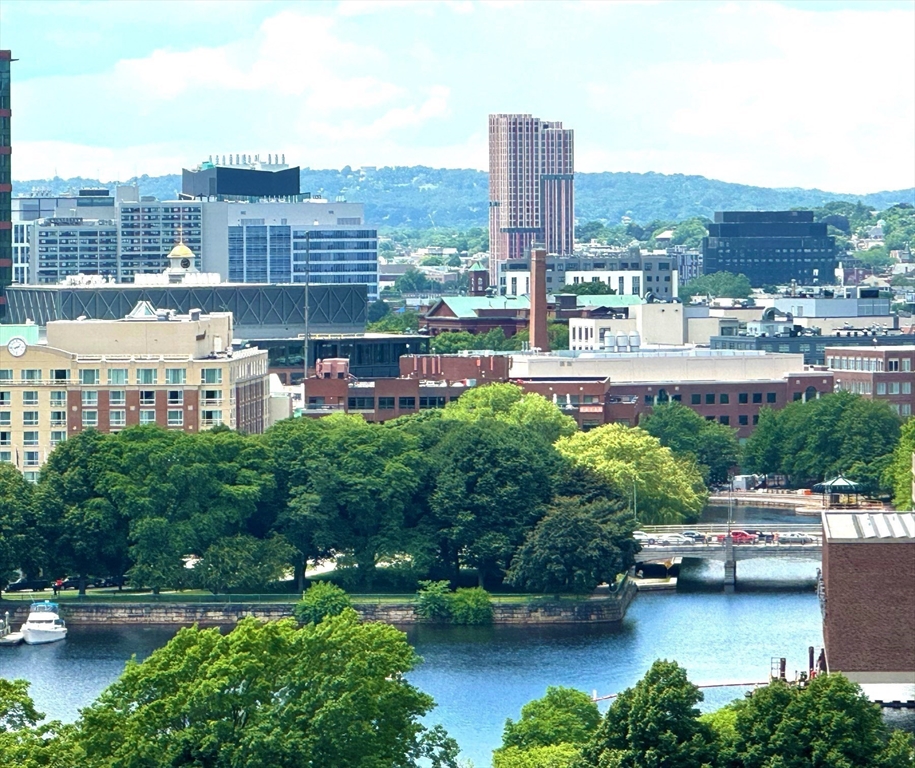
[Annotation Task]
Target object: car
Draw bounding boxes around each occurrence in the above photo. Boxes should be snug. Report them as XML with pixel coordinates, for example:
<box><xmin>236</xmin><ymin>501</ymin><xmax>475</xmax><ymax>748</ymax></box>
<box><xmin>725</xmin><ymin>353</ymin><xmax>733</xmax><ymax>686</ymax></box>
<box><xmin>633</xmin><ymin>531</ymin><xmax>658</xmax><ymax>545</ymax></box>
<box><xmin>779</xmin><ymin>532</ymin><xmax>815</xmax><ymax>544</ymax></box>
<box><xmin>716</xmin><ymin>530</ymin><xmax>758</xmax><ymax>544</ymax></box>
<box><xmin>5</xmin><ymin>578</ymin><xmax>50</xmax><ymax>592</ymax></box>
<box><xmin>657</xmin><ymin>534</ymin><xmax>694</xmax><ymax>546</ymax></box>
<box><xmin>680</xmin><ymin>530</ymin><xmax>708</xmax><ymax>543</ymax></box>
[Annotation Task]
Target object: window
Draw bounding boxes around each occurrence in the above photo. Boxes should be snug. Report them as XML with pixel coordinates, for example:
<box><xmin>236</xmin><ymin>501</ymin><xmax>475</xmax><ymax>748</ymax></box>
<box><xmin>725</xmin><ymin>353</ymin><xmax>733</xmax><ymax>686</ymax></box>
<box><xmin>167</xmin><ymin>410</ymin><xmax>184</xmax><ymax>427</ymax></box>
<box><xmin>738</xmin><ymin>415</ymin><xmax>748</xmax><ymax>426</ymax></box>
<box><xmin>672</xmin><ymin>394</ymin><xmax>682</xmax><ymax>402</ymax></box>
<box><xmin>876</xmin><ymin>382</ymin><xmax>887</xmax><ymax>395</ymax></box>
<box><xmin>887</xmin><ymin>359</ymin><xmax>899</xmax><ymax>372</ymax></box>
<box><xmin>50</xmin><ymin>431</ymin><xmax>66</xmax><ymax>447</ymax></box>
<box><xmin>348</xmin><ymin>397</ymin><xmax>375</xmax><ymax>410</ymax></box>
<box><xmin>719</xmin><ymin>415</ymin><xmax>730</xmax><ymax>425</ymax></box>
<box><xmin>398</xmin><ymin>397</ymin><xmax>416</xmax><ymax>410</ymax></box>
<box><xmin>793</xmin><ymin>392</ymin><xmax>803</xmax><ymax>401</ymax></box>
<box><xmin>110</xmin><ymin>391</ymin><xmax>126</xmax><ymax>406</ymax></box>
<box><xmin>82</xmin><ymin>391</ymin><xmax>98</xmax><ymax>407</ymax></box>
<box><xmin>903</xmin><ymin>358</ymin><xmax>912</xmax><ymax>372</ymax></box>
<box><xmin>0</xmin><ymin>370</ymin><xmax>10</xmax><ymax>381</ymax></box>
<box><xmin>0</xmin><ymin>392</ymin><xmax>8</xmax><ymax>406</ymax></box>
<box><xmin>79</xmin><ymin>369</ymin><xmax>99</xmax><ymax>385</ymax></box>
<box><xmin>766</xmin><ymin>393</ymin><xmax>776</xmax><ymax>404</ymax></box>
<box><xmin>21</xmin><ymin>369</ymin><xmax>41</xmax><ymax>381</ymax></box>
<box><xmin>139</xmin><ymin>409</ymin><xmax>157</xmax><ymax>425</ymax></box>
<box><xmin>752</xmin><ymin>415</ymin><xmax>759</xmax><ymax>425</ymax></box>
<box><xmin>168</xmin><ymin>391</ymin><xmax>184</xmax><ymax>406</ymax></box>
<box><xmin>644</xmin><ymin>394</ymin><xmax>654</xmax><ymax>404</ymax></box>
<box><xmin>165</xmin><ymin>368</ymin><xmax>186</xmax><ymax>385</ymax></box>
<box><xmin>108</xmin><ymin>368</ymin><xmax>128</xmax><ymax>385</ymax></box>
<box><xmin>50</xmin><ymin>368</ymin><xmax>69</xmax><ymax>381</ymax></box>
<box><xmin>50</xmin><ymin>411</ymin><xmax>67</xmax><ymax>427</ymax></box>
<box><xmin>22</xmin><ymin>391</ymin><xmax>38</xmax><ymax>405</ymax></box>
<box><xmin>705</xmin><ymin>393</ymin><xmax>715</xmax><ymax>405</ymax></box>
<box><xmin>691</xmin><ymin>394</ymin><xmax>701</xmax><ymax>405</ymax></box>
<box><xmin>903</xmin><ymin>382</ymin><xmax>912</xmax><ymax>395</ymax></box>
<box><xmin>420</xmin><ymin>396</ymin><xmax>446</xmax><ymax>409</ymax></box>
<box><xmin>136</xmin><ymin>368</ymin><xmax>157</xmax><ymax>385</ymax></box>
<box><xmin>23</xmin><ymin>411</ymin><xmax>39</xmax><ymax>427</ymax></box>
<box><xmin>23</xmin><ymin>431</ymin><xmax>39</xmax><ymax>447</ymax></box>
<box><xmin>902</xmin><ymin>404</ymin><xmax>912</xmax><ymax>417</ymax></box>
<box><xmin>139</xmin><ymin>390</ymin><xmax>156</xmax><ymax>406</ymax></box>
<box><xmin>50</xmin><ymin>391</ymin><xmax>66</xmax><ymax>406</ymax></box>
<box><xmin>0</xmin><ymin>431</ymin><xmax>9</xmax><ymax>445</ymax></box>
<box><xmin>0</xmin><ymin>413</ymin><xmax>9</xmax><ymax>427</ymax></box>
<box><xmin>23</xmin><ymin>452</ymin><xmax>40</xmax><ymax>468</ymax></box>
<box><xmin>82</xmin><ymin>410</ymin><xmax>98</xmax><ymax>427</ymax></box>
<box><xmin>202</xmin><ymin>389</ymin><xmax>222</xmax><ymax>405</ymax></box>
<box><xmin>752</xmin><ymin>393</ymin><xmax>762</xmax><ymax>404</ymax></box>
<box><xmin>719</xmin><ymin>393</ymin><xmax>730</xmax><ymax>404</ymax></box>
<box><xmin>202</xmin><ymin>409</ymin><xmax>223</xmax><ymax>426</ymax></box>
<box><xmin>201</xmin><ymin>369</ymin><xmax>222</xmax><ymax>385</ymax></box>
<box><xmin>378</xmin><ymin>397</ymin><xmax>395</xmax><ymax>410</ymax></box>
<box><xmin>110</xmin><ymin>410</ymin><xmax>126</xmax><ymax>428</ymax></box>
<box><xmin>889</xmin><ymin>382</ymin><xmax>900</xmax><ymax>395</ymax></box>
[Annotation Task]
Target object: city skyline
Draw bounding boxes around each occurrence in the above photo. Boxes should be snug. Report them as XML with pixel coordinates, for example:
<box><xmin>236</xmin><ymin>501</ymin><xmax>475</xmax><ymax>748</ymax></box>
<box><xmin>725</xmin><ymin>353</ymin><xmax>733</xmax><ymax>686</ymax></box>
<box><xmin>1</xmin><ymin>0</ymin><xmax>913</xmax><ymax>193</ymax></box>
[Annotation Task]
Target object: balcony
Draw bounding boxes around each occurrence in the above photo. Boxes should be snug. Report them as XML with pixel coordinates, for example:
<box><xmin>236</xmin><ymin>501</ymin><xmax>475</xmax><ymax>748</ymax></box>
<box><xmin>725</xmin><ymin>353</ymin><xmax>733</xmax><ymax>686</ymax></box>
<box><xmin>201</xmin><ymin>398</ymin><xmax>223</xmax><ymax>407</ymax></box>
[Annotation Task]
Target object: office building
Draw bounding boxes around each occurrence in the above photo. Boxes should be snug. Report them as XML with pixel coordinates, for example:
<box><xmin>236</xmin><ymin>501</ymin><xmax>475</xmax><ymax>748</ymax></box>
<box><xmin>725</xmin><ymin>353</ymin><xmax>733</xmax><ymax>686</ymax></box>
<box><xmin>0</xmin><ymin>50</ymin><xmax>12</xmax><ymax>317</ymax></box>
<box><xmin>489</xmin><ymin>113</ymin><xmax>574</xmax><ymax>282</ymax></box>
<box><xmin>0</xmin><ymin>303</ymin><xmax>270</xmax><ymax>480</ymax></box>
<box><xmin>182</xmin><ymin>155</ymin><xmax>299</xmax><ymax>199</ymax></box>
<box><xmin>118</xmin><ymin>196</ymin><xmax>204</xmax><ymax>281</ymax></box>
<box><xmin>827</xmin><ymin>346</ymin><xmax>914</xmax><ymax>418</ymax></box>
<box><xmin>702</xmin><ymin>211</ymin><xmax>836</xmax><ymax>287</ymax></box>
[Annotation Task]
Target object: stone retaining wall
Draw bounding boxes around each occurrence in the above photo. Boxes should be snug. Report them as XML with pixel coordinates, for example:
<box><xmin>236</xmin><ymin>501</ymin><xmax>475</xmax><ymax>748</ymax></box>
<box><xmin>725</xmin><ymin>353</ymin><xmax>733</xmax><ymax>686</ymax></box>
<box><xmin>0</xmin><ymin>579</ymin><xmax>636</xmax><ymax>627</ymax></box>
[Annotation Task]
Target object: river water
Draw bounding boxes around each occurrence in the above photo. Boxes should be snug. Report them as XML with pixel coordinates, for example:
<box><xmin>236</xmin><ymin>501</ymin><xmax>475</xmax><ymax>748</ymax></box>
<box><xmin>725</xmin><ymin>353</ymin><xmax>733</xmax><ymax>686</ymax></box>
<box><xmin>1</xmin><ymin>506</ymin><xmax>910</xmax><ymax>767</ymax></box>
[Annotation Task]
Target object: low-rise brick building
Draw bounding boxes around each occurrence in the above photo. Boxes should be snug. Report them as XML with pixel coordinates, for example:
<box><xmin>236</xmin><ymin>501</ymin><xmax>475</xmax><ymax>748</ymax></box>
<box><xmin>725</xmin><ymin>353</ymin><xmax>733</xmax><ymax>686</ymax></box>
<box><xmin>826</xmin><ymin>345</ymin><xmax>915</xmax><ymax>419</ymax></box>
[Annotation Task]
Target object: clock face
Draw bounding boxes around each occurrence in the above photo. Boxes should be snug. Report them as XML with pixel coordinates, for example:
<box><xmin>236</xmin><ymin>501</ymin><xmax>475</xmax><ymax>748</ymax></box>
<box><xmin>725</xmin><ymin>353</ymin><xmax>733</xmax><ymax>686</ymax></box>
<box><xmin>180</xmin><ymin>258</ymin><xmax>191</xmax><ymax>269</ymax></box>
<box><xmin>7</xmin><ymin>337</ymin><xmax>27</xmax><ymax>357</ymax></box>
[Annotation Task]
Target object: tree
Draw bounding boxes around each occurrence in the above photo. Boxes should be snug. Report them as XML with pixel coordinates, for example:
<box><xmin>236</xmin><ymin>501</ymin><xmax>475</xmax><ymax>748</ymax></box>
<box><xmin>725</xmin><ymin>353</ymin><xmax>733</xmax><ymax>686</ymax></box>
<box><xmin>396</xmin><ymin>268</ymin><xmax>434</xmax><ymax>294</ymax></box>
<box><xmin>367</xmin><ymin>309</ymin><xmax>423</xmax><ymax>333</ymax></box>
<box><xmin>294</xmin><ymin>581</ymin><xmax>353</xmax><ymax>624</ymax></box>
<box><xmin>421</xmin><ymin>255</ymin><xmax>445</xmax><ymax>266</ymax></box>
<box><xmin>500</xmin><ymin>687</ymin><xmax>600</xmax><ymax>752</ymax></box>
<box><xmin>507</xmin><ymin>499</ymin><xmax>637</xmax><ymax>594</ymax></box>
<box><xmin>679</xmin><ymin>271</ymin><xmax>753</xmax><ymax>302</ymax></box>
<box><xmin>192</xmin><ymin>534</ymin><xmax>294</xmax><ymax>594</ymax></box>
<box><xmin>69</xmin><ymin>611</ymin><xmax>459</xmax><ymax>768</ymax></box>
<box><xmin>561</xmin><ymin>282</ymin><xmax>617</xmax><ymax>296</ymax></box>
<box><xmin>578</xmin><ymin>659</ymin><xmax>717</xmax><ymax>768</ymax></box>
<box><xmin>447</xmin><ymin>253</ymin><xmax>462</xmax><ymax>267</ymax></box>
<box><xmin>0</xmin><ymin>464</ymin><xmax>39</xmax><ymax>590</ymax></box>
<box><xmin>443</xmin><ymin>383</ymin><xmax>577</xmax><ymax>445</ymax></box>
<box><xmin>556</xmin><ymin>425</ymin><xmax>707</xmax><ymax>525</ymax></box>
<box><xmin>723</xmin><ymin>674</ymin><xmax>915</xmax><ymax>768</ymax></box>
<box><xmin>670</xmin><ymin>219</ymin><xmax>708</xmax><ymax>249</ymax></box>
<box><xmin>886</xmin><ymin>418</ymin><xmax>915</xmax><ymax>510</ymax></box>
<box><xmin>0</xmin><ymin>679</ymin><xmax>76</xmax><ymax>768</ymax></box>
<box><xmin>367</xmin><ymin>299</ymin><xmax>391</xmax><ymax>323</ymax></box>
<box><xmin>640</xmin><ymin>402</ymin><xmax>739</xmax><ymax>485</ymax></box>
<box><xmin>494</xmin><ymin>744</ymin><xmax>580</xmax><ymax>768</ymax></box>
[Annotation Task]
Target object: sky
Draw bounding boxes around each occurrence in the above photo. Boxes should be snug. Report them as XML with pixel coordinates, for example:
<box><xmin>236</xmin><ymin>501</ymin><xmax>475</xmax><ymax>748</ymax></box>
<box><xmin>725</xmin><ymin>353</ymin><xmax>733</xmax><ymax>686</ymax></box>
<box><xmin>1</xmin><ymin>0</ymin><xmax>914</xmax><ymax>193</ymax></box>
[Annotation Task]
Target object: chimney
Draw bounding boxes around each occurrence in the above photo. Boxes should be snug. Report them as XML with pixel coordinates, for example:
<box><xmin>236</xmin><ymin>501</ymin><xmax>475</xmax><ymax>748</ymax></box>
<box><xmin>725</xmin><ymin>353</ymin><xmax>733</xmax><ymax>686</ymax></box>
<box><xmin>529</xmin><ymin>246</ymin><xmax>550</xmax><ymax>352</ymax></box>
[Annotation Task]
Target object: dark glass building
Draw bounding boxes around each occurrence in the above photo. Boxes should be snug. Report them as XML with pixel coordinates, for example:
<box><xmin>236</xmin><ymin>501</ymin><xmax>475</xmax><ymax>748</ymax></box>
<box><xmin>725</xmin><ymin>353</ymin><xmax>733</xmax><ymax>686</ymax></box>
<box><xmin>182</xmin><ymin>162</ymin><xmax>300</xmax><ymax>199</ymax></box>
<box><xmin>702</xmin><ymin>211</ymin><xmax>836</xmax><ymax>287</ymax></box>
<box><xmin>0</xmin><ymin>50</ymin><xmax>12</xmax><ymax>318</ymax></box>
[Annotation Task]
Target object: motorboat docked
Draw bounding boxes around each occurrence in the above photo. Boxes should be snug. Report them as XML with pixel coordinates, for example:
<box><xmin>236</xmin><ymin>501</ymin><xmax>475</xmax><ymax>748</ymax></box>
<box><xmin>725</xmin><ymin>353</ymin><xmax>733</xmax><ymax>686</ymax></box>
<box><xmin>21</xmin><ymin>601</ymin><xmax>68</xmax><ymax>645</ymax></box>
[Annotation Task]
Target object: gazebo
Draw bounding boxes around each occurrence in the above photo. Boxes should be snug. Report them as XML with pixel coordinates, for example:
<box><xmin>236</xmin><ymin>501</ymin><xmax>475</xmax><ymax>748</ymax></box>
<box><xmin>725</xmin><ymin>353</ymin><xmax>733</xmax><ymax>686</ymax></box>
<box><xmin>812</xmin><ymin>475</ymin><xmax>862</xmax><ymax>508</ymax></box>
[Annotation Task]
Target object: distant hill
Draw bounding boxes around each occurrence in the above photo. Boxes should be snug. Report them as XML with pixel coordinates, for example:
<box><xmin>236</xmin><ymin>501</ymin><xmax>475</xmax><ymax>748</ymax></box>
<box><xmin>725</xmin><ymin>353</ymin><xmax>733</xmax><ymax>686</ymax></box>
<box><xmin>13</xmin><ymin>167</ymin><xmax>914</xmax><ymax>228</ymax></box>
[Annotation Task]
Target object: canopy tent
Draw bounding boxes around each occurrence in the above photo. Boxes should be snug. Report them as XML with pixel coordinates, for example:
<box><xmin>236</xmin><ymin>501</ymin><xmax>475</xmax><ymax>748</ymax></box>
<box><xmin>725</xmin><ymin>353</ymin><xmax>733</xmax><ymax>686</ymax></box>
<box><xmin>813</xmin><ymin>475</ymin><xmax>862</xmax><ymax>508</ymax></box>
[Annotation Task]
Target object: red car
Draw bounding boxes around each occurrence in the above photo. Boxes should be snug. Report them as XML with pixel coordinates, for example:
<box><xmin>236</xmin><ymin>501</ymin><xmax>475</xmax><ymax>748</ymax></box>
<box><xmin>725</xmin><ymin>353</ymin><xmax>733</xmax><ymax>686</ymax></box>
<box><xmin>717</xmin><ymin>530</ymin><xmax>758</xmax><ymax>544</ymax></box>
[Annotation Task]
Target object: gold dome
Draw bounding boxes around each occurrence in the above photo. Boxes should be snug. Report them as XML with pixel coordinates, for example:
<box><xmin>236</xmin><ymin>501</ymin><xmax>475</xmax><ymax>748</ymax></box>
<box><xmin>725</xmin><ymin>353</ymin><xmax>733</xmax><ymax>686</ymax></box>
<box><xmin>168</xmin><ymin>242</ymin><xmax>194</xmax><ymax>260</ymax></box>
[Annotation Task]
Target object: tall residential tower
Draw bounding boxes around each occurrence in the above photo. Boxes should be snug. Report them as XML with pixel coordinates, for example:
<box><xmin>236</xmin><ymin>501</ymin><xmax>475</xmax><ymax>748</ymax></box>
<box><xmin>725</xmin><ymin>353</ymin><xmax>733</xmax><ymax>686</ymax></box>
<box><xmin>0</xmin><ymin>50</ymin><xmax>12</xmax><ymax>317</ymax></box>
<box><xmin>488</xmin><ymin>113</ymin><xmax>574</xmax><ymax>283</ymax></box>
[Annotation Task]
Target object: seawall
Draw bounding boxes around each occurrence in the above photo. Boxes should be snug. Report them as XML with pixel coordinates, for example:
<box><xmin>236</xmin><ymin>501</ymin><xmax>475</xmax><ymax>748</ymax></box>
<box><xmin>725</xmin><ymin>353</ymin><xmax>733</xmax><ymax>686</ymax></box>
<box><xmin>1</xmin><ymin>579</ymin><xmax>636</xmax><ymax>627</ymax></box>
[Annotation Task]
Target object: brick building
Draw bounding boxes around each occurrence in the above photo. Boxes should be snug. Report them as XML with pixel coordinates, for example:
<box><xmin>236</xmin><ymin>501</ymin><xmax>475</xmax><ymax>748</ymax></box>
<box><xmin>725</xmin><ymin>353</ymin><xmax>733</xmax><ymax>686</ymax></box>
<box><xmin>1</xmin><ymin>302</ymin><xmax>269</xmax><ymax>479</ymax></box>
<box><xmin>826</xmin><ymin>345</ymin><xmax>915</xmax><ymax>419</ymax></box>
<box><xmin>821</xmin><ymin>511</ymin><xmax>915</xmax><ymax>684</ymax></box>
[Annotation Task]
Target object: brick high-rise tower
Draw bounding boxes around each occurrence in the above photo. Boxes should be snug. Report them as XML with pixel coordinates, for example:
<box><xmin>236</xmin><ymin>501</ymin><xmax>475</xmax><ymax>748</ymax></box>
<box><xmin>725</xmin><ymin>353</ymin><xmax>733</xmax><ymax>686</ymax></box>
<box><xmin>0</xmin><ymin>50</ymin><xmax>12</xmax><ymax>317</ymax></box>
<box><xmin>488</xmin><ymin>113</ymin><xmax>574</xmax><ymax>285</ymax></box>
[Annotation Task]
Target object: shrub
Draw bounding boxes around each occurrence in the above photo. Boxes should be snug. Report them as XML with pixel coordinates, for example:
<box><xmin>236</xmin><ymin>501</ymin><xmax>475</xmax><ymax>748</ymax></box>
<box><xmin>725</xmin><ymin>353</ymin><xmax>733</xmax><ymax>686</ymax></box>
<box><xmin>416</xmin><ymin>580</ymin><xmax>453</xmax><ymax>622</ymax></box>
<box><xmin>294</xmin><ymin>581</ymin><xmax>352</xmax><ymax>625</ymax></box>
<box><xmin>450</xmin><ymin>587</ymin><xmax>493</xmax><ymax>625</ymax></box>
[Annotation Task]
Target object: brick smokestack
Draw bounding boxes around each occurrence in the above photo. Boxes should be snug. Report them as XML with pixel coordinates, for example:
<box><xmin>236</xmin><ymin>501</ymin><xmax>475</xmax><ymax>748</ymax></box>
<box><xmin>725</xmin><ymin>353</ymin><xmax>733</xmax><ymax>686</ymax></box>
<box><xmin>529</xmin><ymin>246</ymin><xmax>550</xmax><ymax>352</ymax></box>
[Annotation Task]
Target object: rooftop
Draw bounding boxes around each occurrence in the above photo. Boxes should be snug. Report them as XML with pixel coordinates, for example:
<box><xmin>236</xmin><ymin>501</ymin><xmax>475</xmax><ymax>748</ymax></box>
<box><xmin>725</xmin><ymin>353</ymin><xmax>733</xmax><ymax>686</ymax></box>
<box><xmin>822</xmin><ymin>512</ymin><xmax>915</xmax><ymax>542</ymax></box>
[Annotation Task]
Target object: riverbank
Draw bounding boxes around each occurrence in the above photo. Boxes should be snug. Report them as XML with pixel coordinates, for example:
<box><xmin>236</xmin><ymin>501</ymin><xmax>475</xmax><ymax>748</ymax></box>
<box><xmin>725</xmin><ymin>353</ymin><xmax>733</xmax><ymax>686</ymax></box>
<box><xmin>0</xmin><ymin>579</ymin><xmax>637</xmax><ymax>627</ymax></box>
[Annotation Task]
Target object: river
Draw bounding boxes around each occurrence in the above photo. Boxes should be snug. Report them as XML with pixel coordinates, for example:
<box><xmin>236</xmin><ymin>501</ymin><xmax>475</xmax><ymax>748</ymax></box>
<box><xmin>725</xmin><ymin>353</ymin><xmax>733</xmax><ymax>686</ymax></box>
<box><xmin>2</xmin><ymin>507</ymin><xmax>911</xmax><ymax>767</ymax></box>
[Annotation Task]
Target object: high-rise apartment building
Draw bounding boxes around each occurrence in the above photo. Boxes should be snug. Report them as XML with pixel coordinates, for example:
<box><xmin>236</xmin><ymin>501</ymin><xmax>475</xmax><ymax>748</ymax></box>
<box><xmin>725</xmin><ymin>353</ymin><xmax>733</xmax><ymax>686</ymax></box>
<box><xmin>0</xmin><ymin>50</ymin><xmax>13</xmax><ymax>317</ymax></box>
<box><xmin>488</xmin><ymin>113</ymin><xmax>574</xmax><ymax>282</ymax></box>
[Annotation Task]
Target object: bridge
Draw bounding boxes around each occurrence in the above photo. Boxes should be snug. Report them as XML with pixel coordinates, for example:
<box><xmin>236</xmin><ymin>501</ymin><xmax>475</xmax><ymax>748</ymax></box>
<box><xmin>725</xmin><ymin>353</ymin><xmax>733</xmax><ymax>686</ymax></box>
<box><xmin>636</xmin><ymin>524</ymin><xmax>822</xmax><ymax>592</ymax></box>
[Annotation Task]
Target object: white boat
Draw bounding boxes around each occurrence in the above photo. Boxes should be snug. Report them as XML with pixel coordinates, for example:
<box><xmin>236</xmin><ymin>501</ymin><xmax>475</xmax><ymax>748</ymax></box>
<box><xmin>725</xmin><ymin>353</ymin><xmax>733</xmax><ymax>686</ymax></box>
<box><xmin>21</xmin><ymin>601</ymin><xmax>68</xmax><ymax>645</ymax></box>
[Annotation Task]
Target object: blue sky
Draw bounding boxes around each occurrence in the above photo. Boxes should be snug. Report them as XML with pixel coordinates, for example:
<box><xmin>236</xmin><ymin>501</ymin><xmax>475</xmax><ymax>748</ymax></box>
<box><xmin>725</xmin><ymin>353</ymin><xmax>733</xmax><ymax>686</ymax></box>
<box><xmin>2</xmin><ymin>0</ymin><xmax>913</xmax><ymax>193</ymax></box>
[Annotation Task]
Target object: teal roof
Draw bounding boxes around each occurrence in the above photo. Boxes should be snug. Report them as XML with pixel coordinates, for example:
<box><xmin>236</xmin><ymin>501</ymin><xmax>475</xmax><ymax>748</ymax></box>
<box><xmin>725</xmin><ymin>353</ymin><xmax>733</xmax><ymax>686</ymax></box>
<box><xmin>434</xmin><ymin>296</ymin><xmax>530</xmax><ymax>319</ymax></box>
<box><xmin>468</xmin><ymin>260</ymin><xmax>487</xmax><ymax>272</ymax></box>
<box><xmin>0</xmin><ymin>324</ymin><xmax>41</xmax><ymax>345</ymax></box>
<box><xmin>572</xmin><ymin>294</ymin><xmax>644</xmax><ymax>308</ymax></box>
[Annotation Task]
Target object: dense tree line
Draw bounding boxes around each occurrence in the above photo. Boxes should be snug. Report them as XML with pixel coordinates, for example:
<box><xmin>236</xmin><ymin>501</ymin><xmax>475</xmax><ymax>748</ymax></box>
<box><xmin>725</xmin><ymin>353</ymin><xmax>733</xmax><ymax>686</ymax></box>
<box><xmin>1</xmin><ymin>385</ymin><xmax>714</xmax><ymax>596</ymax></box>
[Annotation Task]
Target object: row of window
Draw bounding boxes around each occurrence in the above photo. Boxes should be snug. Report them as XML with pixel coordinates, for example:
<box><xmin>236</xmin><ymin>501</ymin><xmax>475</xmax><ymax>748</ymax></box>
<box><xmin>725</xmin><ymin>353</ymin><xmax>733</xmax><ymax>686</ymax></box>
<box><xmin>0</xmin><ymin>369</ymin><xmax>223</xmax><ymax>385</ymax></box>
<box><xmin>347</xmin><ymin>395</ymin><xmax>459</xmax><ymax>411</ymax></box>
<box><xmin>1</xmin><ymin>430</ymin><xmax>66</xmax><ymax>447</ymax></box>
<box><xmin>828</xmin><ymin>356</ymin><xmax>912</xmax><ymax>372</ymax></box>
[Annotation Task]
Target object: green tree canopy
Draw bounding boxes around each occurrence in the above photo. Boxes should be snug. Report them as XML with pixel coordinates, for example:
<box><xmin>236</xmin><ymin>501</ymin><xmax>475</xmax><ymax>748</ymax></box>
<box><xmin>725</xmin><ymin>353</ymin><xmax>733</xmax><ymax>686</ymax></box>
<box><xmin>561</xmin><ymin>282</ymin><xmax>617</xmax><ymax>296</ymax></box>
<box><xmin>366</xmin><ymin>309</ymin><xmax>423</xmax><ymax>333</ymax></box>
<box><xmin>294</xmin><ymin>581</ymin><xmax>353</xmax><ymax>625</ymax></box>
<box><xmin>886</xmin><ymin>418</ymin><xmax>915</xmax><ymax>510</ymax></box>
<box><xmin>556</xmin><ymin>425</ymin><xmax>707</xmax><ymax>525</ymax></box>
<box><xmin>679</xmin><ymin>271</ymin><xmax>753</xmax><ymax>302</ymax></box>
<box><xmin>640</xmin><ymin>402</ymin><xmax>739</xmax><ymax>485</ymax></box>
<box><xmin>0</xmin><ymin>464</ymin><xmax>39</xmax><ymax>589</ymax></box>
<box><xmin>499</xmin><ymin>686</ymin><xmax>601</xmax><ymax>752</ymax></box>
<box><xmin>507</xmin><ymin>498</ymin><xmax>637</xmax><ymax>594</ymax></box>
<box><xmin>367</xmin><ymin>298</ymin><xmax>391</xmax><ymax>323</ymax></box>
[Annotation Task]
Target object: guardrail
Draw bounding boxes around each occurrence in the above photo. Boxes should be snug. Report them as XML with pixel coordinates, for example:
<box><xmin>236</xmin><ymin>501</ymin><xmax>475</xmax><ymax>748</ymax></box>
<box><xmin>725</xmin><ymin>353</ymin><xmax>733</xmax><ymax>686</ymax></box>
<box><xmin>639</xmin><ymin>523</ymin><xmax>822</xmax><ymax>534</ymax></box>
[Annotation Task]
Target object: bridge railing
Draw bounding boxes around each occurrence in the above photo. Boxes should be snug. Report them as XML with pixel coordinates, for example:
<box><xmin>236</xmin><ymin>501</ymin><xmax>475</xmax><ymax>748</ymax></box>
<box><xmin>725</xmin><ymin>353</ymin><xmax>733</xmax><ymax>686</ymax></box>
<box><xmin>639</xmin><ymin>523</ymin><xmax>822</xmax><ymax>534</ymax></box>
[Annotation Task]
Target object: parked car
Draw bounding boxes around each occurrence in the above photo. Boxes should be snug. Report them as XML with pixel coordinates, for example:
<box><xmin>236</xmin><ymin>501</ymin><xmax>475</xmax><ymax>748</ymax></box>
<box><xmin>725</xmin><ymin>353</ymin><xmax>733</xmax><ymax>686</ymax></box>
<box><xmin>717</xmin><ymin>530</ymin><xmax>758</xmax><ymax>544</ymax></box>
<box><xmin>657</xmin><ymin>534</ymin><xmax>694</xmax><ymax>546</ymax></box>
<box><xmin>633</xmin><ymin>531</ymin><xmax>657</xmax><ymax>545</ymax></box>
<box><xmin>680</xmin><ymin>530</ymin><xmax>707</xmax><ymax>543</ymax></box>
<box><xmin>5</xmin><ymin>578</ymin><xmax>50</xmax><ymax>592</ymax></box>
<box><xmin>779</xmin><ymin>532</ymin><xmax>815</xmax><ymax>545</ymax></box>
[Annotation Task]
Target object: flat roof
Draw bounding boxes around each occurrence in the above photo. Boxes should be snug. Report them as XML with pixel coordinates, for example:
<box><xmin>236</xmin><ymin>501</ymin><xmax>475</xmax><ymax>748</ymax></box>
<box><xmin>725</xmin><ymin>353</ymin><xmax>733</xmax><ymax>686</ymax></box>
<box><xmin>822</xmin><ymin>512</ymin><xmax>915</xmax><ymax>542</ymax></box>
